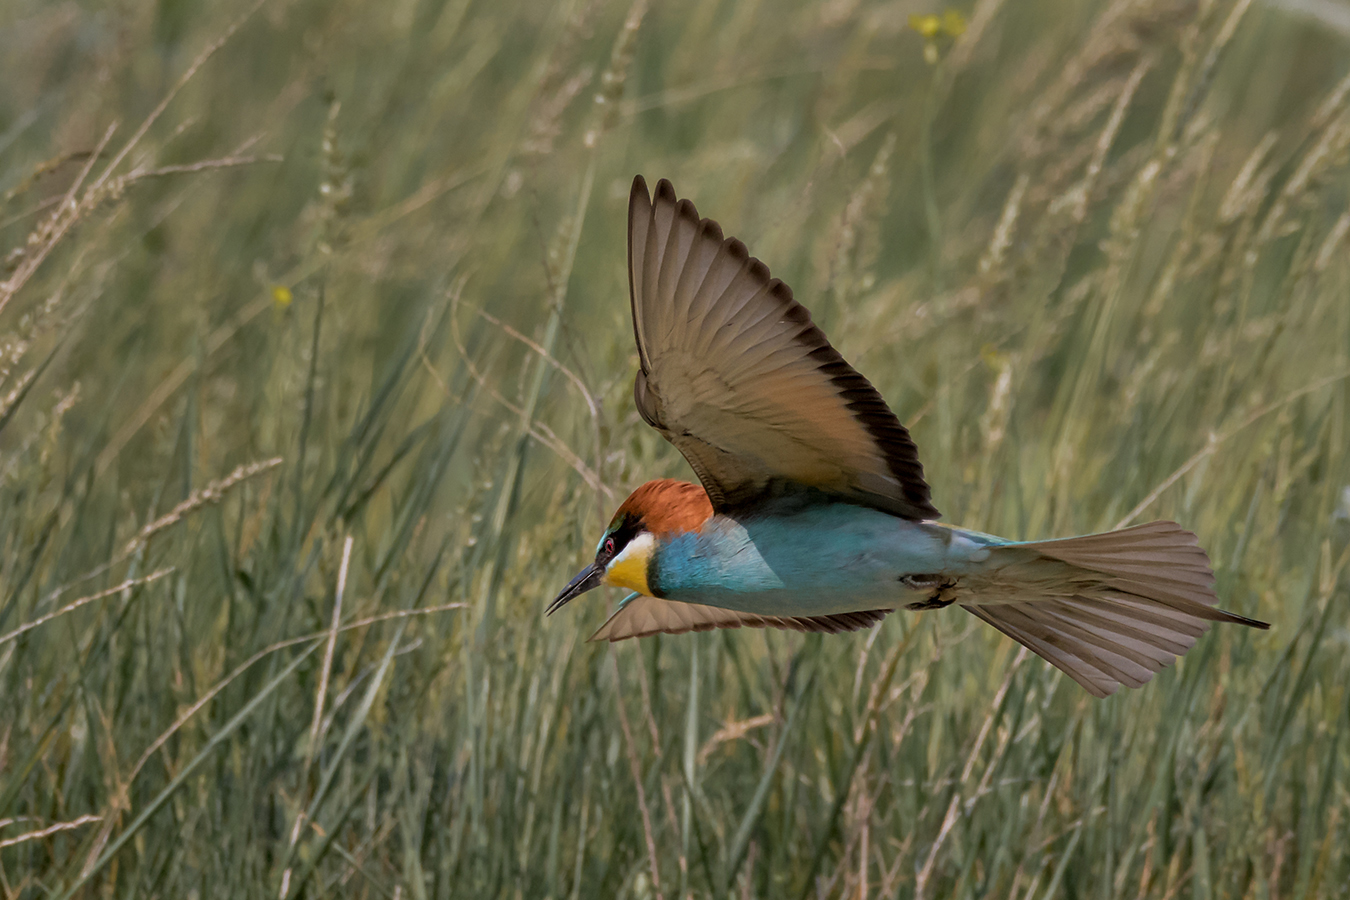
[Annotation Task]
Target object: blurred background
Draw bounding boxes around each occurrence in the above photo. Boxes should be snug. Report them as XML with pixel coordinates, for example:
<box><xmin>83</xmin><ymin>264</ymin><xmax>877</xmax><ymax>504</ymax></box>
<box><xmin>2</xmin><ymin>0</ymin><xmax>1348</xmax><ymax>896</ymax></box>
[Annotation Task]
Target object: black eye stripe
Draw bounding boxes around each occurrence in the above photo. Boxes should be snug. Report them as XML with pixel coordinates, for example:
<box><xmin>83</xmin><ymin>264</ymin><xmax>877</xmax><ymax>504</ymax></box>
<box><xmin>598</xmin><ymin>515</ymin><xmax>645</xmax><ymax>562</ymax></box>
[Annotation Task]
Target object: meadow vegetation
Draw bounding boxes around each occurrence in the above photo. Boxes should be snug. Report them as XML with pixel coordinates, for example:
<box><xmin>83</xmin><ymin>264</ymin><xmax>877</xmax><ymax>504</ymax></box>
<box><xmin>1</xmin><ymin>0</ymin><xmax>1348</xmax><ymax>896</ymax></box>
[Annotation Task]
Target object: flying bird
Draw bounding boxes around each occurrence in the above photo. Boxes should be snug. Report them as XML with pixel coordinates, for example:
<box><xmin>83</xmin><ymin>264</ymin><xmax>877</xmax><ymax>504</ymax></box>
<box><xmin>548</xmin><ymin>175</ymin><xmax>1267</xmax><ymax>698</ymax></box>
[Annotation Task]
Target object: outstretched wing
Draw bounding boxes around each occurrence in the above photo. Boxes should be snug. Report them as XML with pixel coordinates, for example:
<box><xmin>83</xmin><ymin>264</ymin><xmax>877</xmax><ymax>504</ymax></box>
<box><xmin>589</xmin><ymin>594</ymin><xmax>892</xmax><ymax>641</ymax></box>
<box><xmin>627</xmin><ymin>176</ymin><xmax>938</xmax><ymax>520</ymax></box>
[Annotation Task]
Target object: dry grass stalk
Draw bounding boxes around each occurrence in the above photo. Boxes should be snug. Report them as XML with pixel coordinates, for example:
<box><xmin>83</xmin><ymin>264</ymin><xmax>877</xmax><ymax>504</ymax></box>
<box><xmin>0</xmin><ymin>568</ymin><xmax>173</xmax><ymax>648</ymax></box>
<box><xmin>120</xmin><ymin>457</ymin><xmax>283</xmax><ymax>558</ymax></box>
<box><xmin>0</xmin><ymin>815</ymin><xmax>102</xmax><ymax>850</ymax></box>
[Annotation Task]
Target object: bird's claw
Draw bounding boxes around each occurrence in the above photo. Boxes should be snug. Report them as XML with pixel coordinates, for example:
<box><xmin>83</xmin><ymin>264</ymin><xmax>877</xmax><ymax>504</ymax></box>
<box><xmin>901</xmin><ymin>574</ymin><xmax>959</xmax><ymax>610</ymax></box>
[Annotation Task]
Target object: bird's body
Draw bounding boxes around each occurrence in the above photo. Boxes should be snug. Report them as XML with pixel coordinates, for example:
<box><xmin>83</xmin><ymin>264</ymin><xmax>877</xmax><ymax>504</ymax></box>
<box><xmin>641</xmin><ymin>497</ymin><xmax>993</xmax><ymax>616</ymax></box>
<box><xmin>549</xmin><ymin>175</ymin><xmax>1267</xmax><ymax>698</ymax></box>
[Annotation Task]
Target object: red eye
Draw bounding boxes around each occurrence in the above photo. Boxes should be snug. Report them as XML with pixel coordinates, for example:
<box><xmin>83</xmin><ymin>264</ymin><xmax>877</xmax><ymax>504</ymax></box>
<box><xmin>605</xmin><ymin>537</ymin><xmax>616</xmax><ymax>555</ymax></box>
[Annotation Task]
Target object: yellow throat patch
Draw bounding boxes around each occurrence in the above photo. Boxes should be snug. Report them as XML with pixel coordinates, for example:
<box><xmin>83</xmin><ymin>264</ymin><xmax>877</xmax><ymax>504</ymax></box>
<box><xmin>603</xmin><ymin>533</ymin><xmax>653</xmax><ymax>596</ymax></box>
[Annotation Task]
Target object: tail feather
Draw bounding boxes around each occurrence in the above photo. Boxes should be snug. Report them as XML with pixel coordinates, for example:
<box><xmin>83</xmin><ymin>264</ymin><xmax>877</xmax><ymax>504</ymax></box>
<box><xmin>1031</xmin><ymin>598</ymin><xmax>1188</xmax><ymax>662</ymax></box>
<box><xmin>963</xmin><ymin>521</ymin><xmax>1268</xmax><ymax>698</ymax></box>
<box><xmin>965</xmin><ymin>603</ymin><xmax>1152</xmax><ymax>696</ymax></box>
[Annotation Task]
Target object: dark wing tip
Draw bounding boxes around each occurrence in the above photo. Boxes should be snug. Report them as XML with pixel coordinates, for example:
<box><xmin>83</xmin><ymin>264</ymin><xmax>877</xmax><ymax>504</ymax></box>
<box><xmin>788</xmin><ymin>609</ymin><xmax>892</xmax><ymax>633</ymax></box>
<box><xmin>771</xmin><ymin>280</ymin><xmax>801</xmax><ymax>314</ymax></box>
<box><xmin>645</xmin><ymin>177</ymin><xmax>727</xmax><ymax>243</ymax></box>
<box><xmin>631</xmin><ymin>175</ymin><xmax>651</xmax><ymax>211</ymax></box>
<box><xmin>725</xmin><ymin>237</ymin><xmax>751</xmax><ymax>265</ymax></box>
<box><xmin>674</xmin><ymin>198</ymin><xmax>700</xmax><ymax>227</ymax></box>
<box><xmin>798</xmin><ymin>327</ymin><xmax>939</xmax><ymax>520</ymax></box>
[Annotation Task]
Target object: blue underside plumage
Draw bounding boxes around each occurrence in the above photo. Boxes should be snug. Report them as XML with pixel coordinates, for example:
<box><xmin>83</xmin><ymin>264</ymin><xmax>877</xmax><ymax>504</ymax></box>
<box><xmin>650</xmin><ymin>501</ymin><xmax>1009</xmax><ymax>617</ymax></box>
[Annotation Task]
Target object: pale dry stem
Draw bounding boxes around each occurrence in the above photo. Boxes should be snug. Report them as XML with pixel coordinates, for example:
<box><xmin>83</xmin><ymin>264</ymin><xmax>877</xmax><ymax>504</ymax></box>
<box><xmin>0</xmin><ymin>815</ymin><xmax>103</xmax><ymax>850</ymax></box>
<box><xmin>121</xmin><ymin>457</ymin><xmax>283</xmax><ymax>558</ymax></box>
<box><xmin>0</xmin><ymin>568</ymin><xmax>173</xmax><ymax>647</ymax></box>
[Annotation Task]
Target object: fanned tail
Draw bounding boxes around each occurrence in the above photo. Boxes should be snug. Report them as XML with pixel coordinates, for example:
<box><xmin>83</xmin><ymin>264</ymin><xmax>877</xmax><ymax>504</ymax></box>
<box><xmin>963</xmin><ymin>521</ymin><xmax>1268</xmax><ymax>698</ymax></box>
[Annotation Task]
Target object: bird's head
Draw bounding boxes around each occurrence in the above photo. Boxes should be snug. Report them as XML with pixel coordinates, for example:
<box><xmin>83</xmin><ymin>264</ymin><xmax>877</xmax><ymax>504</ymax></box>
<box><xmin>547</xmin><ymin>479</ymin><xmax>712</xmax><ymax>615</ymax></box>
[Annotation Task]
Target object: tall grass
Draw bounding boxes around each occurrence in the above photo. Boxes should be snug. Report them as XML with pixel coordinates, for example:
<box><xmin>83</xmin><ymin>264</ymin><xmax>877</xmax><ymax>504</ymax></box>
<box><xmin>1</xmin><ymin>0</ymin><xmax>1347</xmax><ymax>896</ymax></box>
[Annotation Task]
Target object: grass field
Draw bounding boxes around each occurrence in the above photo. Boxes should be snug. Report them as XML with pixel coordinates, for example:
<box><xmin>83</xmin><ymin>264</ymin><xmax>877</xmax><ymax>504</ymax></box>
<box><xmin>2</xmin><ymin>0</ymin><xmax>1349</xmax><ymax>896</ymax></box>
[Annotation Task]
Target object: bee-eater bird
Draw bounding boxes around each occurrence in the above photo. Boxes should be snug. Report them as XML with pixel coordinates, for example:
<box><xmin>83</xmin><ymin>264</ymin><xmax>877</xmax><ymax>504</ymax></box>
<box><xmin>548</xmin><ymin>175</ymin><xmax>1268</xmax><ymax>698</ymax></box>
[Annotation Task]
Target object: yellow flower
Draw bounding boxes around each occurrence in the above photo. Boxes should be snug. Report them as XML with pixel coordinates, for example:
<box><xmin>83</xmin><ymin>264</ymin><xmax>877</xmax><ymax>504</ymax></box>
<box><xmin>908</xmin><ymin>13</ymin><xmax>942</xmax><ymax>38</ymax></box>
<box><xmin>272</xmin><ymin>285</ymin><xmax>293</xmax><ymax>308</ymax></box>
<box><xmin>909</xmin><ymin>10</ymin><xmax>966</xmax><ymax>64</ymax></box>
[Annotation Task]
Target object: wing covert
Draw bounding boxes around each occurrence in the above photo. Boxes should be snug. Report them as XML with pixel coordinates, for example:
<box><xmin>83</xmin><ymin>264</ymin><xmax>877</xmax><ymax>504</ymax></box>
<box><xmin>627</xmin><ymin>176</ymin><xmax>939</xmax><ymax>520</ymax></box>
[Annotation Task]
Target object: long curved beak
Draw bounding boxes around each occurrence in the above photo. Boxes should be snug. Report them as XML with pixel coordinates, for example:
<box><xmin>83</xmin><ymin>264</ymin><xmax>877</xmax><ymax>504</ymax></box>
<box><xmin>547</xmin><ymin>562</ymin><xmax>604</xmax><ymax>615</ymax></box>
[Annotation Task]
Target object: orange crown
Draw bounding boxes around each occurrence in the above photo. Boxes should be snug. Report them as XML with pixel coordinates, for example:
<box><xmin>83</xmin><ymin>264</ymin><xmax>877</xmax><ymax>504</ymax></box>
<box><xmin>613</xmin><ymin>479</ymin><xmax>713</xmax><ymax>537</ymax></box>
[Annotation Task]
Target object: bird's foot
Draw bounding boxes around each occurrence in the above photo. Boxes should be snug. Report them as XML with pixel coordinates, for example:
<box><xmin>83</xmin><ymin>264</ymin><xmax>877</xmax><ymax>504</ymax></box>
<box><xmin>901</xmin><ymin>574</ymin><xmax>959</xmax><ymax>610</ymax></box>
